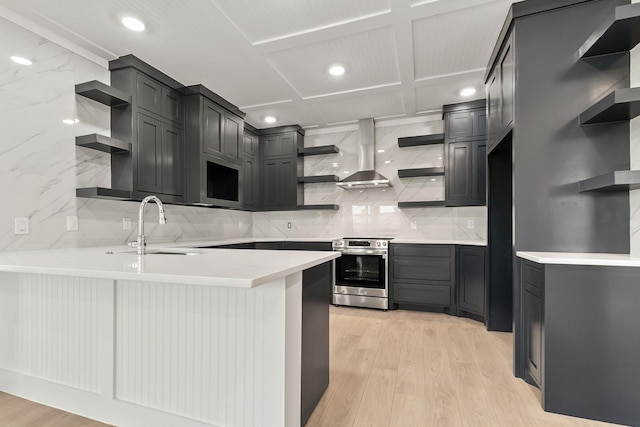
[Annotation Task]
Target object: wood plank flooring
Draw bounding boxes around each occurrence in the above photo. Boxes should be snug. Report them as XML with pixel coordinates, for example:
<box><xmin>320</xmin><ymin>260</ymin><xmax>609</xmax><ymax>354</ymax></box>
<box><xmin>306</xmin><ymin>306</ymin><xmax>627</xmax><ymax>427</ymax></box>
<box><xmin>0</xmin><ymin>306</ymin><xmax>628</xmax><ymax>427</ymax></box>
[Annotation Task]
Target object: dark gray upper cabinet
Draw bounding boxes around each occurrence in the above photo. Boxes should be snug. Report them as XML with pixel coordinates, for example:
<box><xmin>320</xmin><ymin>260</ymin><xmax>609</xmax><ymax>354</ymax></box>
<box><xmin>184</xmin><ymin>87</ymin><xmax>245</xmax><ymax>208</ymax></box>
<box><xmin>243</xmin><ymin>128</ymin><xmax>259</xmax><ymax>156</ymax></box>
<box><xmin>486</xmin><ymin>34</ymin><xmax>514</xmax><ymax>152</ymax></box>
<box><xmin>109</xmin><ymin>56</ymin><xmax>186</xmax><ymax>203</ymax></box>
<box><xmin>443</xmin><ymin>101</ymin><xmax>487</xmax><ymax>206</ymax></box>
<box><xmin>243</xmin><ymin>153</ymin><xmax>259</xmax><ymax>209</ymax></box>
<box><xmin>259</xmin><ymin>126</ymin><xmax>304</xmax><ymax>211</ymax></box>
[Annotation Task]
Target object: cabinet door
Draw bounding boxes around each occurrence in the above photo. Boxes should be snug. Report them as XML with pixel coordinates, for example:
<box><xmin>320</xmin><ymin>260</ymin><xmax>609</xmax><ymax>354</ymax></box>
<box><xmin>137</xmin><ymin>74</ymin><xmax>162</xmax><ymax>116</ymax></box>
<box><xmin>500</xmin><ymin>43</ymin><xmax>514</xmax><ymax>130</ymax></box>
<box><xmin>472</xmin><ymin>140</ymin><xmax>487</xmax><ymax>203</ymax></box>
<box><xmin>487</xmin><ymin>71</ymin><xmax>500</xmax><ymax>147</ymax></box>
<box><xmin>447</xmin><ymin>141</ymin><xmax>473</xmax><ymax>203</ymax></box>
<box><xmin>524</xmin><ymin>289</ymin><xmax>543</xmax><ymax>386</ymax></box>
<box><xmin>136</xmin><ymin>113</ymin><xmax>163</xmax><ymax>193</ymax></box>
<box><xmin>162</xmin><ymin>86</ymin><xmax>184</xmax><ymax>124</ymax></box>
<box><xmin>262</xmin><ymin>157</ymin><xmax>297</xmax><ymax>209</ymax></box>
<box><xmin>243</xmin><ymin>131</ymin><xmax>259</xmax><ymax>156</ymax></box>
<box><xmin>262</xmin><ymin>132</ymin><xmax>297</xmax><ymax>158</ymax></box>
<box><xmin>243</xmin><ymin>155</ymin><xmax>257</xmax><ymax>208</ymax></box>
<box><xmin>223</xmin><ymin>114</ymin><xmax>243</xmax><ymax>164</ymax></box>
<box><xmin>202</xmin><ymin>100</ymin><xmax>223</xmax><ymax>158</ymax></box>
<box><xmin>458</xmin><ymin>246</ymin><xmax>486</xmax><ymax>315</ymax></box>
<box><xmin>474</xmin><ymin>110</ymin><xmax>487</xmax><ymax>137</ymax></box>
<box><xmin>447</xmin><ymin>111</ymin><xmax>474</xmax><ymax>140</ymax></box>
<box><xmin>161</xmin><ymin>123</ymin><xmax>184</xmax><ymax>196</ymax></box>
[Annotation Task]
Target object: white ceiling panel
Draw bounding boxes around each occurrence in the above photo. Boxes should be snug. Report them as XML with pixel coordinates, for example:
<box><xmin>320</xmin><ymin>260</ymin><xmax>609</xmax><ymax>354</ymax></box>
<box><xmin>307</xmin><ymin>89</ymin><xmax>404</xmax><ymax>124</ymax></box>
<box><xmin>412</xmin><ymin>0</ymin><xmax>511</xmax><ymax>79</ymax></box>
<box><xmin>266</xmin><ymin>27</ymin><xmax>400</xmax><ymax>99</ymax></box>
<box><xmin>212</xmin><ymin>0</ymin><xmax>391</xmax><ymax>44</ymax></box>
<box><xmin>415</xmin><ymin>69</ymin><xmax>486</xmax><ymax>112</ymax></box>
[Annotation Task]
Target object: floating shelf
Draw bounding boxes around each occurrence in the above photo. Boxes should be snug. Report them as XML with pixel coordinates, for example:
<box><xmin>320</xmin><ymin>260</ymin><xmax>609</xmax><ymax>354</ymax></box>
<box><xmin>298</xmin><ymin>145</ymin><xmax>339</xmax><ymax>156</ymax></box>
<box><xmin>298</xmin><ymin>175</ymin><xmax>340</xmax><ymax>183</ymax></box>
<box><xmin>297</xmin><ymin>204</ymin><xmax>340</xmax><ymax>210</ymax></box>
<box><xmin>398</xmin><ymin>201</ymin><xmax>447</xmax><ymax>208</ymax></box>
<box><xmin>75</xmin><ymin>81</ymin><xmax>130</xmax><ymax>107</ymax></box>
<box><xmin>398</xmin><ymin>167</ymin><xmax>445</xmax><ymax>178</ymax></box>
<box><xmin>76</xmin><ymin>187</ymin><xmax>133</xmax><ymax>200</ymax></box>
<box><xmin>76</xmin><ymin>134</ymin><xmax>131</xmax><ymax>154</ymax></box>
<box><xmin>578</xmin><ymin>170</ymin><xmax>640</xmax><ymax>192</ymax></box>
<box><xmin>579</xmin><ymin>3</ymin><xmax>640</xmax><ymax>58</ymax></box>
<box><xmin>579</xmin><ymin>87</ymin><xmax>640</xmax><ymax>125</ymax></box>
<box><xmin>398</xmin><ymin>134</ymin><xmax>445</xmax><ymax>148</ymax></box>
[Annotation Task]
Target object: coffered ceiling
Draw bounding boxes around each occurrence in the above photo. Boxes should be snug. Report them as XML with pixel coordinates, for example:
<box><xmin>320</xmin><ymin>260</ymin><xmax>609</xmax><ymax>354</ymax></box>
<box><xmin>0</xmin><ymin>0</ymin><xmax>514</xmax><ymax>128</ymax></box>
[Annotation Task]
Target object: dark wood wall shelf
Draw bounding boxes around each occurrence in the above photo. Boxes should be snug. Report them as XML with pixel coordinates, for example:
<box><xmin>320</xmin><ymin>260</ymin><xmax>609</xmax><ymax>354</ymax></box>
<box><xmin>398</xmin><ymin>134</ymin><xmax>445</xmax><ymax>147</ymax></box>
<box><xmin>76</xmin><ymin>187</ymin><xmax>133</xmax><ymax>200</ymax></box>
<box><xmin>398</xmin><ymin>167</ymin><xmax>445</xmax><ymax>178</ymax></box>
<box><xmin>579</xmin><ymin>3</ymin><xmax>640</xmax><ymax>58</ymax></box>
<box><xmin>75</xmin><ymin>81</ymin><xmax>130</xmax><ymax>107</ymax></box>
<box><xmin>579</xmin><ymin>87</ymin><xmax>640</xmax><ymax>125</ymax></box>
<box><xmin>297</xmin><ymin>204</ymin><xmax>340</xmax><ymax>210</ymax></box>
<box><xmin>76</xmin><ymin>134</ymin><xmax>131</xmax><ymax>154</ymax></box>
<box><xmin>298</xmin><ymin>175</ymin><xmax>339</xmax><ymax>183</ymax></box>
<box><xmin>398</xmin><ymin>201</ymin><xmax>446</xmax><ymax>208</ymax></box>
<box><xmin>578</xmin><ymin>170</ymin><xmax>640</xmax><ymax>192</ymax></box>
<box><xmin>298</xmin><ymin>145</ymin><xmax>339</xmax><ymax>156</ymax></box>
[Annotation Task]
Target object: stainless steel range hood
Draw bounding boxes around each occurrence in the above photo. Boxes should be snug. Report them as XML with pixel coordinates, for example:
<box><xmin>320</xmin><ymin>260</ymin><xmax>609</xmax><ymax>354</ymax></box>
<box><xmin>336</xmin><ymin>118</ymin><xmax>391</xmax><ymax>189</ymax></box>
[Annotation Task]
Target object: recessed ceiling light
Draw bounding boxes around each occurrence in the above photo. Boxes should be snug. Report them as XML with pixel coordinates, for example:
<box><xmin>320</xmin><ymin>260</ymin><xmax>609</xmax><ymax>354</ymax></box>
<box><xmin>377</xmin><ymin>149</ymin><xmax>385</xmax><ymax>153</ymax></box>
<box><xmin>460</xmin><ymin>87</ymin><xmax>477</xmax><ymax>97</ymax></box>
<box><xmin>431</xmin><ymin>178</ymin><xmax>436</xmax><ymax>182</ymax></box>
<box><xmin>62</xmin><ymin>119</ymin><xmax>79</xmax><ymax>125</ymax></box>
<box><xmin>264</xmin><ymin>116</ymin><xmax>276</xmax><ymax>124</ymax></box>
<box><xmin>344</xmin><ymin>171</ymin><xmax>349</xmax><ymax>174</ymax></box>
<box><xmin>332</xmin><ymin>162</ymin><xmax>339</xmax><ymax>167</ymax></box>
<box><xmin>122</xmin><ymin>16</ymin><xmax>146</xmax><ymax>32</ymax></box>
<box><xmin>10</xmin><ymin>56</ymin><xmax>32</xmax><ymax>66</ymax></box>
<box><xmin>329</xmin><ymin>64</ymin><xmax>345</xmax><ymax>76</ymax></box>
<box><xmin>385</xmin><ymin>160</ymin><xmax>391</xmax><ymax>164</ymax></box>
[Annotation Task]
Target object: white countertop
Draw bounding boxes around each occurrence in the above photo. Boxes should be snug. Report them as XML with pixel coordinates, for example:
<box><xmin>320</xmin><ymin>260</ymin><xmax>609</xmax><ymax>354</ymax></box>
<box><xmin>391</xmin><ymin>239</ymin><xmax>486</xmax><ymax>246</ymax></box>
<box><xmin>0</xmin><ymin>245</ymin><xmax>339</xmax><ymax>288</ymax></box>
<box><xmin>173</xmin><ymin>237</ymin><xmax>339</xmax><ymax>247</ymax></box>
<box><xmin>517</xmin><ymin>251</ymin><xmax>640</xmax><ymax>267</ymax></box>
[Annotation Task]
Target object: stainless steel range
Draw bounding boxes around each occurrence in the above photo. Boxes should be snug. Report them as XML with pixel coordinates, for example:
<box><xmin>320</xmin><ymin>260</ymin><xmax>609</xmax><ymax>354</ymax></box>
<box><xmin>332</xmin><ymin>238</ymin><xmax>392</xmax><ymax>310</ymax></box>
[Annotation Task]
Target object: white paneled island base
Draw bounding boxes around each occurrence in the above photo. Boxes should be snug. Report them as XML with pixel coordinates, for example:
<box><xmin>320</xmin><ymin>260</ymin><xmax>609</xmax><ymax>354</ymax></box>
<box><xmin>0</xmin><ymin>247</ymin><xmax>338</xmax><ymax>427</ymax></box>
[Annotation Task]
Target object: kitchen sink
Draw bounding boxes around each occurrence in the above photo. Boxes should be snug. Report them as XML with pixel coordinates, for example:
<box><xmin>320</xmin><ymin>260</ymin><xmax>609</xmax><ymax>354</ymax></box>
<box><xmin>105</xmin><ymin>248</ymin><xmax>203</xmax><ymax>256</ymax></box>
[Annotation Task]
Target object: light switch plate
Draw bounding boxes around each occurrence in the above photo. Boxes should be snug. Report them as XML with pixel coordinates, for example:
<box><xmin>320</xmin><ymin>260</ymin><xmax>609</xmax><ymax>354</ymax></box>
<box><xmin>467</xmin><ymin>220</ymin><xmax>475</xmax><ymax>229</ymax></box>
<box><xmin>14</xmin><ymin>217</ymin><xmax>29</xmax><ymax>235</ymax></box>
<box><xmin>411</xmin><ymin>220</ymin><xmax>418</xmax><ymax>230</ymax></box>
<box><xmin>66</xmin><ymin>216</ymin><xmax>78</xmax><ymax>231</ymax></box>
<box><xmin>123</xmin><ymin>217</ymin><xmax>131</xmax><ymax>230</ymax></box>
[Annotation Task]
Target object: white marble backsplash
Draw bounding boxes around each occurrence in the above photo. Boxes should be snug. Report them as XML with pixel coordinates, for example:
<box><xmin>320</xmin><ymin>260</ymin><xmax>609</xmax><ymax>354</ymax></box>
<box><xmin>255</xmin><ymin>118</ymin><xmax>487</xmax><ymax>241</ymax></box>
<box><xmin>0</xmin><ymin>18</ymin><xmax>250</xmax><ymax>252</ymax></box>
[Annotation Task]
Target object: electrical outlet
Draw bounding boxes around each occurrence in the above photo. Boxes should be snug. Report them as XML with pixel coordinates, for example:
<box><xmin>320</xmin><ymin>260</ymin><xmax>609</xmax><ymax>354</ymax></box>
<box><xmin>123</xmin><ymin>217</ymin><xmax>132</xmax><ymax>230</ymax></box>
<box><xmin>467</xmin><ymin>219</ymin><xmax>475</xmax><ymax>229</ymax></box>
<box><xmin>410</xmin><ymin>220</ymin><xmax>417</xmax><ymax>230</ymax></box>
<box><xmin>66</xmin><ymin>216</ymin><xmax>78</xmax><ymax>231</ymax></box>
<box><xmin>287</xmin><ymin>222</ymin><xmax>292</xmax><ymax>229</ymax></box>
<box><xmin>14</xmin><ymin>217</ymin><xmax>29</xmax><ymax>235</ymax></box>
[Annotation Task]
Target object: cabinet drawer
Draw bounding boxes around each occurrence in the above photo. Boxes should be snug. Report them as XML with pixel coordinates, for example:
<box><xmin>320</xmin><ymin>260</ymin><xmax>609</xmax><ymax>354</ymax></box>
<box><xmin>394</xmin><ymin>283</ymin><xmax>451</xmax><ymax>306</ymax></box>
<box><xmin>523</xmin><ymin>262</ymin><xmax>544</xmax><ymax>290</ymax></box>
<box><xmin>393</xmin><ymin>258</ymin><xmax>452</xmax><ymax>283</ymax></box>
<box><xmin>393</xmin><ymin>244</ymin><xmax>452</xmax><ymax>258</ymax></box>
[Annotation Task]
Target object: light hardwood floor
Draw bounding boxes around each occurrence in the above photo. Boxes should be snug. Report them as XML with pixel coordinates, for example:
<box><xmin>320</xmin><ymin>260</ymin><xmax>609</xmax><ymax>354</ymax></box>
<box><xmin>306</xmin><ymin>306</ymin><xmax>627</xmax><ymax>427</ymax></box>
<box><xmin>0</xmin><ymin>306</ymin><xmax>628</xmax><ymax>427</ymax></box>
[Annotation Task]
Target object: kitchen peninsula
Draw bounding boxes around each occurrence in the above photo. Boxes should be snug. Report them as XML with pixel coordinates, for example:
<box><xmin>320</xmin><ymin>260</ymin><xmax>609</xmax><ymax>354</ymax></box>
<box><xmin>0</xmin><ymin>245</ymin><xmax>339</xmax><ymax>427</ymax></box>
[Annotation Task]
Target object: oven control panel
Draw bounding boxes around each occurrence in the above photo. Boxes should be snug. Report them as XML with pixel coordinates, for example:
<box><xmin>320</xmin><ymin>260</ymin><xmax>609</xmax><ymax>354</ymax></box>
<box><xmin>332</xmin><ymin>239</ymin><xmax>390</xmax><ymax>249</ymax></box>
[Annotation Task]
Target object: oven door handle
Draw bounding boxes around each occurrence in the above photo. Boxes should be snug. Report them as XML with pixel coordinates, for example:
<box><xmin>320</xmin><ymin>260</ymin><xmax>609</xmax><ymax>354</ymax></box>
<box><xmin>335</xmin><ymin>249</ymin><xmax>387</xmax><ymax>256</ymax></box>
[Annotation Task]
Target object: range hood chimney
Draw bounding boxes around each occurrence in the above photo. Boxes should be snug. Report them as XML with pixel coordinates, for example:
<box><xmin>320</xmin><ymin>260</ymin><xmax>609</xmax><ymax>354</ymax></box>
<box><xmin>336</xmin><ymin>118</ymin><xmax>391</xmax><ymax>189</ymax></box>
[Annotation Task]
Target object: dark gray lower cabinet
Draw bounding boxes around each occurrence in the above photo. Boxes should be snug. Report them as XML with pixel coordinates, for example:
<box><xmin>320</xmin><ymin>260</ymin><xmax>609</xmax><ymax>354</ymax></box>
<box><xmin>300</xmin><ymin>261</ymin><xmax>331</xmax><ymax>425</ymax></box>
<box><xmin>391</xmin><ymin>244</ymin><xmax>456</xmax><ymax>314</ymax></box>
<box><xmin>457</xmin><ymin>246</ymin><xmax>486</xmax><ymax>317</ymax></box>
<box><xmin>521</xmin><ymin>260</ymin><xmax>544</xmax><ymax>388</ymax></box>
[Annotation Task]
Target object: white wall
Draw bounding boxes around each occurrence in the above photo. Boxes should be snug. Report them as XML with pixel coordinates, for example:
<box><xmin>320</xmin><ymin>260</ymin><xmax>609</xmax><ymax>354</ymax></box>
<box><xmin>252</xmin><ymin>118</ymin><xmax>488</xmax><ymax>241</ymax></box>
<box><xmin>0</xmin><ymin>17</ymin><xmax>251</xmax><ymax>252</ymax></box>
<box><xmin>631</xmin><ymin>0</ymin><xmax>640</xmax><ymax>256</ymax></box>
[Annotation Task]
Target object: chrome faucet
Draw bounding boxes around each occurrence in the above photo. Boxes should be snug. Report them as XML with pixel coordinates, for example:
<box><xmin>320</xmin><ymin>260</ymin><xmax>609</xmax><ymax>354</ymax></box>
<box><xmin>133</xmin><ymin>195</ymin><xmax>167</xmax><ymax>255</ymax></box>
